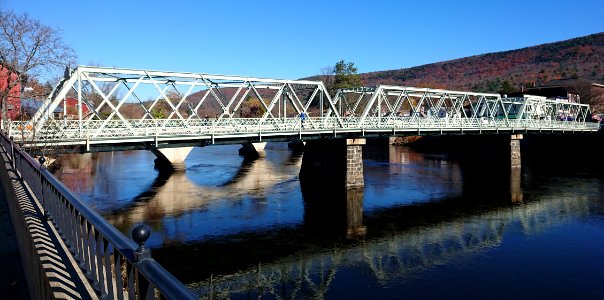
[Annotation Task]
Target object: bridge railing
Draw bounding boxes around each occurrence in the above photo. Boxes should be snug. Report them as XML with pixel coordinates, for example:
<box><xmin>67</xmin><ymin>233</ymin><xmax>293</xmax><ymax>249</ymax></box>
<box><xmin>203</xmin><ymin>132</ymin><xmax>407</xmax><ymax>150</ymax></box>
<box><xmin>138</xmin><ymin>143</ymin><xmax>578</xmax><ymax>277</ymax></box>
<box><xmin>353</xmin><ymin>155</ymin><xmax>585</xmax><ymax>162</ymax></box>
<box><xmin>7</xmin><ymin>116</ymin><xmax>600</xmax><ymax>142</ymax></box>
<box><xmin>0</xmin><ymin>131</ymin><xmax>197</xmax><ymax>300</ymax></box>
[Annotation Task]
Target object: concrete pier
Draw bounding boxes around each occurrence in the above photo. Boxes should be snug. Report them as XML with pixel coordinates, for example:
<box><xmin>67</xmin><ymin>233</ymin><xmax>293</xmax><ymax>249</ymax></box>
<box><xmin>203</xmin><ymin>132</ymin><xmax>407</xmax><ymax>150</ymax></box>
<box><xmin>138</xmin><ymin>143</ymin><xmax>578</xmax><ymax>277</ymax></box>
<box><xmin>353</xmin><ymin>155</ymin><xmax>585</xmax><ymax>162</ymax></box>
<box><xmin>150</xmin><ymin>146</ymin><xmax>193</xmax><ymax>171</ymax></box>
<box><xmin>238</xmin><ymin>142</ymin><xmax>267</xmax><ymax>157</ymax></box>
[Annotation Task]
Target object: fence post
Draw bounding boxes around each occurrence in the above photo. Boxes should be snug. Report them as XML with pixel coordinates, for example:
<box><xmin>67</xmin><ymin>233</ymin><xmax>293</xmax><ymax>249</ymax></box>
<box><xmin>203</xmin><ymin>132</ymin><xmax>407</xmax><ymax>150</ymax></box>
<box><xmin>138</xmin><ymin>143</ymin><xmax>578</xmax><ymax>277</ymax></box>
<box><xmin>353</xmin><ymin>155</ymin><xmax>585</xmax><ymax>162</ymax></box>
<box><xmin>10</xmin><ymin>136</ymin><xmax>15</xmax><ymax>169</ymax></box>
<box><xmin>38</xmin><ymin>156</ymin><xmax>48</xmax><ymax>222</ymax></box>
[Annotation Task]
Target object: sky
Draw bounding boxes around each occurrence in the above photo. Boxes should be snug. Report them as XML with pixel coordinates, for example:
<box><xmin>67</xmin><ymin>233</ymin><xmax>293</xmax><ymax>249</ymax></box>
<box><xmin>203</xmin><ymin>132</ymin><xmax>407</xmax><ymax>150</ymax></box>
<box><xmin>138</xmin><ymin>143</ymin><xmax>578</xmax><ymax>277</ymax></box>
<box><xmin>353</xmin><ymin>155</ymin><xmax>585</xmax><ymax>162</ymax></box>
<box><xmin>1</xmin><ymin>0</ymin><xmax>603</xmax><ymax>80</ymax></box>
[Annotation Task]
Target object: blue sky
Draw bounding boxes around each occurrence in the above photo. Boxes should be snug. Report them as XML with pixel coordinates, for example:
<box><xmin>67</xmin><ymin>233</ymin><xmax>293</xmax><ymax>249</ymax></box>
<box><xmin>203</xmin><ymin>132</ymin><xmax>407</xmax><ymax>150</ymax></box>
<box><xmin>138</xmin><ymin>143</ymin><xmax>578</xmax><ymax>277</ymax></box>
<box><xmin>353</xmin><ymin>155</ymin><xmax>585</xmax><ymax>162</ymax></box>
<box><xmin>2</xmin><ymin>0</ymin><xmax>603</xmax><ymax>80</ymax></box>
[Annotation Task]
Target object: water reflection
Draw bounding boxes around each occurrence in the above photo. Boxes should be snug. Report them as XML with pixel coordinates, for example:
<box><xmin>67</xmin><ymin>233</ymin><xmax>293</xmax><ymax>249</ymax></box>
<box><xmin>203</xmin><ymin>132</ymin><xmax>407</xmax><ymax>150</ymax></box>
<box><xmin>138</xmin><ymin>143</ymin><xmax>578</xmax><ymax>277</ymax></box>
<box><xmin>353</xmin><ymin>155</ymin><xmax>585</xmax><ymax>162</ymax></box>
<box><xmin>52</xmin><ymin>143</ymin><xmax>604</xmax><ymax>299</ymax></box>
<box><xmin>104</xmin><ymin>150</ymin><xmax>303</xmax><ymax>234</ymax></box>
<box><xmin>187</xmin><ymin>189</ymin><xmax>594</xmax><ymax>299</ymax></box>
<box><xmin>511</xmin><ymin>167</ymin><xmax>523</xmax><ymax>203</ymax></box>
<box><xmin>54</xmin><ymin>145</ymin><xmax>306</xmax><ymax>243</ymax></box>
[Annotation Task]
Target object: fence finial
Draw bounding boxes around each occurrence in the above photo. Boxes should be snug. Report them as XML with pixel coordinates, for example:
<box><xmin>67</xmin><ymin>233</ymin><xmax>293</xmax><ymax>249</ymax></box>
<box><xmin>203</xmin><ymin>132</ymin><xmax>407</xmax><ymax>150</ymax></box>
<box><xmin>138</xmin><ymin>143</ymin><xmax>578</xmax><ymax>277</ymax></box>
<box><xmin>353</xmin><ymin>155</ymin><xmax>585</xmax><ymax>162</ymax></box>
<box><xmin>132</xmin><ymin>224</ymin><xmax>151</xmax><ymax>262</ymax></box>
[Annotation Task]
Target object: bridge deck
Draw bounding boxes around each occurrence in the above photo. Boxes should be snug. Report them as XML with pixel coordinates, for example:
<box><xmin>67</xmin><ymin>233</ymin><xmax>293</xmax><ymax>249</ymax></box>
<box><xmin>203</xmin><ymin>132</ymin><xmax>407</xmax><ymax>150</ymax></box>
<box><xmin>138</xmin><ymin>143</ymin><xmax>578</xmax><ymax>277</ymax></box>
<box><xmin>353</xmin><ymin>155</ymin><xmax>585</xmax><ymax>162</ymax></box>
<box><xmin>0</xmin><ymin>178</ymin><xmax>28</xmax><ymax>299</ymax></box>
<box><xmin>8</xmin><ymin>117</ymin><xmax>600</xmax><ymax>153</ymax></box>
<box><xmin>0</xmin><ymin>148</ymin><xmax>97</xmax><ymax>299</ymax></box>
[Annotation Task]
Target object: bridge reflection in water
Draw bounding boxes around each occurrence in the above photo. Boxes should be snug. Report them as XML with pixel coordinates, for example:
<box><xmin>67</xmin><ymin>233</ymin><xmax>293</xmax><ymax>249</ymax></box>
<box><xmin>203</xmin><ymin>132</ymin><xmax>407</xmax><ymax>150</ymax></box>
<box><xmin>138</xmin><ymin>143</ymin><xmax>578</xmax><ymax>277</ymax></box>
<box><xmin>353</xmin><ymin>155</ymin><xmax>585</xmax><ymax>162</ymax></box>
<box><xmin>185</xmin><ymin>189</ymin><xmax>591</xmax><ymax>299</ymax></box>
<box><xmin>56</xmin><ymin>144</ymin><xmax>305</xmax><ymax>237</ymax></box>
<box><xmin>52</xmin><ymin>144</ymin><xmax>600</xmax><ymax>299</ymax></box>
<box><xmin>105</xmin><ymin>152</ymin><xmax>303</xmax><ymax>230</ymax></box>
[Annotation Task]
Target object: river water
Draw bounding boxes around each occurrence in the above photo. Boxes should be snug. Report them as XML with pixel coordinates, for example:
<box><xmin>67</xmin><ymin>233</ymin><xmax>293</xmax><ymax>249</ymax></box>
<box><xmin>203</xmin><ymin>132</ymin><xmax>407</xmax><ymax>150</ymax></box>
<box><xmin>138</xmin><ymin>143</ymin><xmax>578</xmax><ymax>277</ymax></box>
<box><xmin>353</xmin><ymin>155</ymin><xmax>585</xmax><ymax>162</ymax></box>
<box><xmin>54</xmin><ymin>143</ymin><xmax>604</xmax><ymax>299</ymax></box>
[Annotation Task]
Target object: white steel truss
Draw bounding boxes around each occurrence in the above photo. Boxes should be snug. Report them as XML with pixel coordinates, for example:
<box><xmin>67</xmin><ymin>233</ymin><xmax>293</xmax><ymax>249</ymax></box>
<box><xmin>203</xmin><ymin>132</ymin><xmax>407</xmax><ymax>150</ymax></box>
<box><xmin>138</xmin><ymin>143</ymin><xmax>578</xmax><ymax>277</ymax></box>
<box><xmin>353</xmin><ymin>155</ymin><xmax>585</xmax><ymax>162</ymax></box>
<box><xmin>8</xmin><ymin>66</ymin><xmax>599</xmax><ymax>147</ymax></box>
<box><xmin>329</xmin><ymin>86</ymin><xmax>595</xmax><ymax>131</ymax></box>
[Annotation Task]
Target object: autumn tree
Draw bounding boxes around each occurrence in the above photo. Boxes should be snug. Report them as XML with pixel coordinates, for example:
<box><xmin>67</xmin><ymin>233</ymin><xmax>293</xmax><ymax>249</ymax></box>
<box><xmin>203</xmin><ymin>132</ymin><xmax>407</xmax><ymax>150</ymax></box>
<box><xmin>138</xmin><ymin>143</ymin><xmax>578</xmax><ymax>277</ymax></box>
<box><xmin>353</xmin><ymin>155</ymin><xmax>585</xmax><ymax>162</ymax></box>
<box><xmin>0</xmin><ymin>10</ymin><xmax>76</xmax><ymax>126</ymax></box>
<box><xmin>240</xmin><ymin>96</ymin><xmax>265</xmax><ymax>117</ymax></box>
<box><xmin>333</xmin><ymin>60</ymin><xmax>362</xmax><ymax>92</ymax></box>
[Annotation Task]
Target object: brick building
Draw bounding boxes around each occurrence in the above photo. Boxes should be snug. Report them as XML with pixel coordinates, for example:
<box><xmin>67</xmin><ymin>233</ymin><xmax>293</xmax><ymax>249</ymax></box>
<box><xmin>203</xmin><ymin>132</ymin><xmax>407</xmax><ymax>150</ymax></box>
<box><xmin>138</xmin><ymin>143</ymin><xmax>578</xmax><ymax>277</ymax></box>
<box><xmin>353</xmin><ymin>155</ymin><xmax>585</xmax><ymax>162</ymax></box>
<box><xmin>0</xmin><ymin>63</ymin><xmax>22</xmax><ymax>120</ymax></box>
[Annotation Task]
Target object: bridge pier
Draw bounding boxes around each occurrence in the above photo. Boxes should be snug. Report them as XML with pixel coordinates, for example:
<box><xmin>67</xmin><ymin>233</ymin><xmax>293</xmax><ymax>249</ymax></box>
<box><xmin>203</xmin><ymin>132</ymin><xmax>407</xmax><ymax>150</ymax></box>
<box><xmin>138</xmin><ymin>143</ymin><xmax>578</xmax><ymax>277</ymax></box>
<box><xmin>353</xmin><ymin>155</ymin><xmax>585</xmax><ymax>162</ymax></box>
<box><xmin>238</xmin><ymin>142</ymin><xmax>267</xmax><ymax>158</ymax></box>
<box><xmin>299</xmin><ymin>138</ymin><xmax>366</xmax><ymax>238</ymax></box>
<box><xmin>510</xmin><ymin>134</ymin><xmax>523</xmax><ymax>169</ymax></box>
<box><xmin>300</xmin><ymin>138</ymin><xmax>366</xmax><ymax>189</ymax></box>
<box><xmin>287</xmin><ymin>139</ymin><xmax>306</xmax><ymax>152</ymax></box>
<box><xmin>149</xmin><ymin>147</ymin><xmax>193</xmax><ymax>171</ymax></box>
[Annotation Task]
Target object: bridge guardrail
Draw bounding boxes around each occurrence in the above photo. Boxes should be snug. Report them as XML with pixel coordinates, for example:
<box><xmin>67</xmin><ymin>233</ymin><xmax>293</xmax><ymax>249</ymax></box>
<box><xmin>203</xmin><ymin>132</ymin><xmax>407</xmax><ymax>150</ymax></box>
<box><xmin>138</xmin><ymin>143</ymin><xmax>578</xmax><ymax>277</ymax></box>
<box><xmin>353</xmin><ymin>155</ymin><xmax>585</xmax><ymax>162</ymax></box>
<box><xmin>0</xmin><ymin>131</ymin><xmax>197</xmax><ymax>300</ymax></box>
<box><xmin>7</xmin><ymin>116</ymin><xmax>600</xmax><ymax>143</ymax></box>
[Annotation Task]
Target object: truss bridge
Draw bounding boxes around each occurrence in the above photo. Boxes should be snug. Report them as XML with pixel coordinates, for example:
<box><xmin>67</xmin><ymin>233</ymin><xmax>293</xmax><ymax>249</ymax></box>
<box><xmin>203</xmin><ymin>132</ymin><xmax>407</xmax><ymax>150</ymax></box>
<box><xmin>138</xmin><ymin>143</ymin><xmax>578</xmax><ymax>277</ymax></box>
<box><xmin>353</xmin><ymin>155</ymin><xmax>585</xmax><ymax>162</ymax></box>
<box><xmin>7</xmin><ymin>66</ymin><xmax>598</xmax><ymax>152</ymax></box>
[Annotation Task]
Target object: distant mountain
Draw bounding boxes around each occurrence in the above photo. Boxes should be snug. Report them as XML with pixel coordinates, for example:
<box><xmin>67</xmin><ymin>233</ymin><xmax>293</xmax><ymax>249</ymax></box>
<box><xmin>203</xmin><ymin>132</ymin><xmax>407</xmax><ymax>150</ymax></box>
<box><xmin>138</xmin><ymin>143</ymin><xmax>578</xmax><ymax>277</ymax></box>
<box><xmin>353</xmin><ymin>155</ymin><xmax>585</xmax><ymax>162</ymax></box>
<box><xmin>312</xmin><ymin>32</ymin><xmax>604</xmax><ymax>94</ymax></box>
<box><xmin>366</xmin><ymin>32</ymin><xmax>604</xmax><ymax>92</ymax></box>
<box><xmin>189</xmin><ymin>33</ymin><xmax>604</xmax><ymax>116</ymax></box>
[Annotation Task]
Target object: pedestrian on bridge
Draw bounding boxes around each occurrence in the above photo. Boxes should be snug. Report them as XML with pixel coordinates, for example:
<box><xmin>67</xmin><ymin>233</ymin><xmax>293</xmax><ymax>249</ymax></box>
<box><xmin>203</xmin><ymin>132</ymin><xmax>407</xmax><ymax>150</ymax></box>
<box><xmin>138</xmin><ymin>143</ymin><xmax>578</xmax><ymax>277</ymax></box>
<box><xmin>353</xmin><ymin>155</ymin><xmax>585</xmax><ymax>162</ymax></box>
<box><xmin>300</xmin><ymin>112</ymin><xmax>307</xmax><ymax>129</ymax></box>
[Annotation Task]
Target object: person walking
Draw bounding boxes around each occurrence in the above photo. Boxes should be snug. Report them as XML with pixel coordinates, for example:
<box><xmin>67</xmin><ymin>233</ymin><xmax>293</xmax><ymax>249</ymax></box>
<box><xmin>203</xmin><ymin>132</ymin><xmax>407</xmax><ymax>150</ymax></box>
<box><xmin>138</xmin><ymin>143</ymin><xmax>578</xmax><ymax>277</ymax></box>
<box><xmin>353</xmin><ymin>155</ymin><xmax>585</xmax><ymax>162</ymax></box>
<box><xmin>300</xmin><ymin>112</ymin><xmax>307</xmax><ymax>129</ymax></box>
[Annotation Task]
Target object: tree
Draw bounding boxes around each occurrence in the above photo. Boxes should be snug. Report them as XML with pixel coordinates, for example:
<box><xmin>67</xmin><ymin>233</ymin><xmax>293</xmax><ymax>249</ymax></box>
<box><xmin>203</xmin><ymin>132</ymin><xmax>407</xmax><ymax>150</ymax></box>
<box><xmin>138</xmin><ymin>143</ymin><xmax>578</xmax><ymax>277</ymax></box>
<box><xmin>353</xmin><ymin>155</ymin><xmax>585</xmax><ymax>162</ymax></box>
<box><xmin>0</xmin><ymin>10</ymin><xmax>76</xmax><ymax>127</ymax></box>
<box><xmin>498</xmin><ymin>80</ymin><xmax>516</xmax><ymax>95</ymax></box>
<box><xmin>320</xmin><ymin>65</ymin><xmax>335</xmax><ymax>95</ymax></box>
<box><xmin>150</xmin><ymin>108</ymin><xmax>166</xmax><ymax>119</ymax></box>
<box><xmin>20</xmin><ymin>77</ymin><xmax>52</xmax><ymax>100</ymax></box>
<box><xmin>240</xmin><ymin>96</ymin><xmax>265</xmax><ymax>117</ymax></box>
<box><xmin>333</xmin><ymin>60</ymin><xmax>362</xmax><ymax>92</ymax></box>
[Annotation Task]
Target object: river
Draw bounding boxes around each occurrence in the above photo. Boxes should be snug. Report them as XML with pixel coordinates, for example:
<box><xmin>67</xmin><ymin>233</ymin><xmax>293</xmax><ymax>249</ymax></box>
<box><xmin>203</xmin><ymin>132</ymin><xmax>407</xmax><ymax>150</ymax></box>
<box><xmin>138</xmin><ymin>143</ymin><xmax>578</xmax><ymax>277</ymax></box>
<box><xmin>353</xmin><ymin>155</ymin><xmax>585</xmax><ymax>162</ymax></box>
<box><xmin>53</xmin><ymin>142</ymin><xmax>604</xmax><ymax>299</ymax></box>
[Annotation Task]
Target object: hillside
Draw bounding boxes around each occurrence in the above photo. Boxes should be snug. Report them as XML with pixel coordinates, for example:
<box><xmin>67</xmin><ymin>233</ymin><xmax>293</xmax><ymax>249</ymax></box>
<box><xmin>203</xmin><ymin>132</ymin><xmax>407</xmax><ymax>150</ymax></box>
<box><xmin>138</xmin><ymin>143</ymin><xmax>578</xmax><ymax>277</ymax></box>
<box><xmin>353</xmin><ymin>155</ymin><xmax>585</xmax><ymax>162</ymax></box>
<box><xmin>358</xmin><ymin>32</ymin><xmax>604</xmax><ymax>92</ymax></box>
<box><xmin>186</xmin><ymin>33</ymin><xmax>604</xmax><ymax>116</ymax></box>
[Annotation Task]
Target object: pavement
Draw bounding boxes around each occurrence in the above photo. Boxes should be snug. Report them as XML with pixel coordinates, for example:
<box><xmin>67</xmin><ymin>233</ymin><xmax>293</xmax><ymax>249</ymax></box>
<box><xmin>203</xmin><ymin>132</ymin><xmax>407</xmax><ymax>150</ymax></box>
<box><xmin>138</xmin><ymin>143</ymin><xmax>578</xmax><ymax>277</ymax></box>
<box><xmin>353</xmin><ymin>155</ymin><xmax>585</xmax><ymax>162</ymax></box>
<box><xmin>0</xmin><ymin>183</ymin><xmax>29</xmax><ymax>299</ymax></box>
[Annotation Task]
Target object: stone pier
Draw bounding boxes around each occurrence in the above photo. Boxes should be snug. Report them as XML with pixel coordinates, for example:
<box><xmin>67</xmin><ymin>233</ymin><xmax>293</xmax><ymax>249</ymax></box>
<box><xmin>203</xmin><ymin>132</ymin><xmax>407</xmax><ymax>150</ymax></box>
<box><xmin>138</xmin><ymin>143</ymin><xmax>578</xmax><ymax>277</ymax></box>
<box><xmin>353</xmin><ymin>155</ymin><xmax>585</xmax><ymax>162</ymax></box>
<box><xmin>299</xmin><ymin>138</ymin><xmax>367</xmax><ymax>237</ymax></box>
<box><xmin>345</xmin><ymin>138</ymin><xmax>365</xmax><ymax>188</ymax></box>
<box><xmin>510</xmin><ymin>134</ymin><xmax>523</xmax><ymax>169</ymax></box>
<box><xmin>149</xmin><ymin>146</ymin><xmax>194</xmax><ymax>171</ymax></box>
<box><xmin>300</xmin><ymin>138</ymin><xmax>366</xmax><ymax>189</ymax></box>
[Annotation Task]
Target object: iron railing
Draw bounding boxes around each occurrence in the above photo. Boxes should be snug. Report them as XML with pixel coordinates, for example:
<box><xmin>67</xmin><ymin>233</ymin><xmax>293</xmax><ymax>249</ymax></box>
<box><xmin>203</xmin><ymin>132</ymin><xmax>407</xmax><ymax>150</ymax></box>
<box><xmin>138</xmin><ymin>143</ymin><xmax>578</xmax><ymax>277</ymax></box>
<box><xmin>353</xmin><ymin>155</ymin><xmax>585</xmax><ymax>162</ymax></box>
<box><xmin>0</xmin><ymin>131</ymin><xmax>197</xmax><ymax>300</ymax></box>
<box><xmin>7</xmin><ymin>117</ymin><xmax>600</xmax><ymax>144</ymax></box>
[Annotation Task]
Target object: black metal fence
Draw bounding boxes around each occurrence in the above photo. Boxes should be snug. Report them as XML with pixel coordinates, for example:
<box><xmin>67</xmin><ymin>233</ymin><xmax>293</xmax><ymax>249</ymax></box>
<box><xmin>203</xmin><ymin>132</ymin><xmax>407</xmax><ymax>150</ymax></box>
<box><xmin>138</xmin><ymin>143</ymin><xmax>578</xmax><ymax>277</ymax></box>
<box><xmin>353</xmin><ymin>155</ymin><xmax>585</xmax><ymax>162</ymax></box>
<box><xmin>0</xmin><ymin>131</ymin><xmax>197</xmax><ymax>299</ymax></box>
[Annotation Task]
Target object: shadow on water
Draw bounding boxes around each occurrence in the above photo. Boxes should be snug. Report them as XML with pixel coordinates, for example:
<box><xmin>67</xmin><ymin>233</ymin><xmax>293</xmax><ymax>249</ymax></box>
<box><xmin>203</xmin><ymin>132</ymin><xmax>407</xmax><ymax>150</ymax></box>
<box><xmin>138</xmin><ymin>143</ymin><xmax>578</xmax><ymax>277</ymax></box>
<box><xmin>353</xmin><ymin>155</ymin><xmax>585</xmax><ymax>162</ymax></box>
<box><xmin>181</xmin><ymin>143</ymin><xmax>604</xmax><ymax>298</ymax></box>
<box><xmin>218</xmin><ymin>151</ymin><xmax>303</xmax><ymax>187</ymax></box>
<box><xmin>217</xmin><ymin>158</ymin><xmax>256</xmax><ymax>187</ymax></box>
<box><xmin>52</xmin><ymin>140</ymin><xmax>604</xmax><ymax>299</ymax></box>
<box><xmin>151</xmin><ymin>146</ymin><xmax>547</xmax><ymax>287</ymax></box>
<box><xmin>171</xmin><ymin>173</ymin><xmax>600</xmax><ymax>300</ymax></box>
<box><xmin>100</xmin><ymin>148</ymin><xmax>304</xmax><ymax>234</ymax></box>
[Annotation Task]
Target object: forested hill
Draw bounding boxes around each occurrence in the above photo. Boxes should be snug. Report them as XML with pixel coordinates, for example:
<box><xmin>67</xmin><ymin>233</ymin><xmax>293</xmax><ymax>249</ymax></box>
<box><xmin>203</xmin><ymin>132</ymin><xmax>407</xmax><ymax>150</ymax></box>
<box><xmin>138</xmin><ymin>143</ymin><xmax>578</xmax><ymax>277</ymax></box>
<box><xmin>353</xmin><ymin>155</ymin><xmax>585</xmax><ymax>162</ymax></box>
<box><xmin>322</xmin><ymin>32</ymin><xmax>604</xmax><ymax>93</ymax></box>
